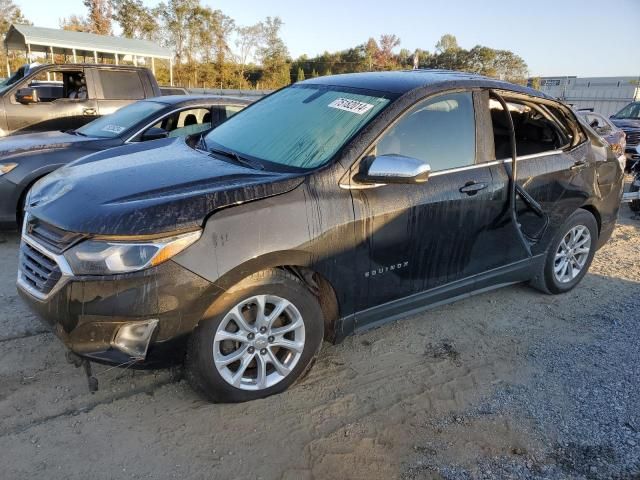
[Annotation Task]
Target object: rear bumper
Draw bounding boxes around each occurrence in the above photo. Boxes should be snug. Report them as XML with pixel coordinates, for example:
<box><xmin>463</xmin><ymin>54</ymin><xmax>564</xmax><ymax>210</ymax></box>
<box><xmin>17</xmin><ymin>253</ymin><xmax>222</xmax><ymax>366</ymax></box>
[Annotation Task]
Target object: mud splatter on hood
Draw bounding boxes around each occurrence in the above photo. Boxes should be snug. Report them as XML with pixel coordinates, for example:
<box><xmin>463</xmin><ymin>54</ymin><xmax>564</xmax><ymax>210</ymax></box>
<box><xmin>27</xmin><ymin>137</ymin><xmax>305</xmax><ymax>235</ymax></box>
<box><xmin>0</xmin><ymin>130</ymin><xmax>95</xmax><ymax>157</ymax></box>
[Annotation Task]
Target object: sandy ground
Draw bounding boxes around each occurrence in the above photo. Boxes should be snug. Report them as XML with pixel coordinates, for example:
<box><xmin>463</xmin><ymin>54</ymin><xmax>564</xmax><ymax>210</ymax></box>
<box><xmin>0</xmin><ymin>207</ymin><xmax>638</xmax><ymax>480</ymax></box>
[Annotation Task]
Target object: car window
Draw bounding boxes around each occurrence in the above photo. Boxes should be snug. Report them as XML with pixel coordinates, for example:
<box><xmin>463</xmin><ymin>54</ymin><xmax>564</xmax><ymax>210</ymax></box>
<box><xmin>22</xmin><ymin>70</ymin><xmax>86</xmax><ymax>102</ymax></box>
<box><xmin>204</xmin><ymin>85</ymin><xmax>391</xmax><ymax>170</ymax></box>
<box><xmin>584</xmin><ymin>113</ymin><xmax>613</xmax><ymax>136</ymax></box>
<box><xmin>99</xmin><ymin>70</ymin><xmax>145</xmax><ymax>100</ymax></box>
<box><xmin>77</xmin><ymin>100</ymin><xmax>166</xmax><ymax>138</ymax></box>
<box><xmin>376</xmin><ymin>92</ymin><xmax>476</xmax><ymax>172</ymax></box>
<box><xmin>612</xmin><ymin>102</ymin><xmax>640</xmax><ymax>120</ymax></box>
<box><xmin>490</xmin><ymin>99</ymin><xmax>570</xmax><ymax>159</ymax></box>
<box><xmin>164</xmin><ymin>108</ymin><xmax>212</xmax><ymax>138</ymax></box>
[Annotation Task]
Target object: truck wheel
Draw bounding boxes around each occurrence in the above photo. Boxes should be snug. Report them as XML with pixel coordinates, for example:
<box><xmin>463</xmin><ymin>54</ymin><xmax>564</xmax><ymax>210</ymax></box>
<box><xmin>530</xmin><ymin>209</ymin><xmax>598</xmax><ymax>295</ymax></box>
<box><xmin>186</xmin><ymin>269</ymin><xmax>324</xmax><ymax>403</ymax></box>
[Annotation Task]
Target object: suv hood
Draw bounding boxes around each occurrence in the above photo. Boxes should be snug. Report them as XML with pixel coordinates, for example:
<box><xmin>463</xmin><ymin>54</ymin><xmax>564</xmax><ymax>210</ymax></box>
<box><xmin>0</xmin><ymin>130</ymin><xmax>97</xmax><ymax>156</ymax></box>
<box><xmin>27</xmin><ymin>137</ymin><xmax>305</xmax><ymax>236</ymax></box>
<box><xmin>610</xmin><ymin>118</ymin><xmax>640</xmax><ymax>130</ymax></box>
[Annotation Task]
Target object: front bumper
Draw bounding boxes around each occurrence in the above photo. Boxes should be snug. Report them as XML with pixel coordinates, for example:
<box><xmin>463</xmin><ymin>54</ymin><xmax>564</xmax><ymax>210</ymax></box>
<box><xmin>17</xmin><ymin>237</ymin><xmax>222</xmax><ymax>366</ymax></box>
<box><xmin>0</xmin><ymin>175</ymin><xmax>20</xmax><ymax>226</ymax></box>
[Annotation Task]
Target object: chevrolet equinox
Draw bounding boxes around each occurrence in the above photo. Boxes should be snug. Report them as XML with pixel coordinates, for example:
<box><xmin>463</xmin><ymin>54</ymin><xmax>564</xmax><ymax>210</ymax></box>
<box><xmin>17</xmin><ymin>71</ymin><xmax>624</xmax><ymax>402</ymax></box>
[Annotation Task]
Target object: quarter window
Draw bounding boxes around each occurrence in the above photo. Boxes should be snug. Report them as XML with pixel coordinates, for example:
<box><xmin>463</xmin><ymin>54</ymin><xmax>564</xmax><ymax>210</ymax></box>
<box><xmin>376</xmin><ymin>92</ymin><xmax>476</xmax><ymax>172</ymax></box>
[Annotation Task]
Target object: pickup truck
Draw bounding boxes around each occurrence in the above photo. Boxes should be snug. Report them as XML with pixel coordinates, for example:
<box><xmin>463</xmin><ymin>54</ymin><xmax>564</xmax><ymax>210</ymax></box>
<box><xmin>0</xmin><ymin>63</ymin><xmax>161</xmax><ymax>136</ymax></box>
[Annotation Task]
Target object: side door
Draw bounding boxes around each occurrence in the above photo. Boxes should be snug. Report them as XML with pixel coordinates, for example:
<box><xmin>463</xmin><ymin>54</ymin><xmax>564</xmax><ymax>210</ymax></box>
<box><xmin>486</xmin><ymin>93</ymin><xmax>592</xmax><ymax>256</ymax></box>
<box><xmin>94</xmin><ymin>69</ymin><xmax>148</xmax><ymax>117</ymax></box>
<box><xmin>5</xmin><ymin>68</ymin><xmax>97</xmax><ymax>133</ymax></box>
<box><xmin>348</xmin><ymin>90</ymin><xmax>515</xmax><ymax>316</ymax></box>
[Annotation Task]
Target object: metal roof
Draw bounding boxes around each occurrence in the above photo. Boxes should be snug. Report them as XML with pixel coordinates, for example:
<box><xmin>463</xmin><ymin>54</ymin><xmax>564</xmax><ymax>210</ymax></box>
<box><xmin>4</xmin><ymin>24</ymin><xmax>172</xmax><ymax>59</ymax></box>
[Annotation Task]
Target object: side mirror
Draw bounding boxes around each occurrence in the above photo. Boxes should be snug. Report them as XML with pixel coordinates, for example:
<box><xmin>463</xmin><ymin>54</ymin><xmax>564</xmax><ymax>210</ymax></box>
<box><xmin>589</xmin><ymin>119</ymin><xmax>599</xmax><ymax>128</ymax></box>
<box><xmin>356</xmin><ymin>154</ymin><xmax>431</xmax><ymax>185</ymax></box>
<box><xmin>141</xmin><ymin>127</ymin><xmax>169</xmax><ymax>141</ymax></box>
<box><xmin>16</xmin><ymin>87</ymin><xmax>39</xmax><ymax>104</ymax></box>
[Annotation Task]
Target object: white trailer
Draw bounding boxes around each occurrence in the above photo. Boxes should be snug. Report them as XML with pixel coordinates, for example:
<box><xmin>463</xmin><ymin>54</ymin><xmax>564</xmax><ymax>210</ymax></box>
<box><xmin>532</xmin><ymin>76</ymin><xmax>640</xmax><ymax>116</ymax></box>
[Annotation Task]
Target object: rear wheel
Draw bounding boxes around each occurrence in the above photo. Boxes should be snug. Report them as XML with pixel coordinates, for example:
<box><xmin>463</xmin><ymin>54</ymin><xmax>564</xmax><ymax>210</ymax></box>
<box><xmin>531</xmin><ymin>209</ymin><xmax>598</xmax><ymax>294</ymax></box>
<box><xmin>186</xmin><ymin>269</ymin><xmax>324</xmax><ymax>403</ymax></box>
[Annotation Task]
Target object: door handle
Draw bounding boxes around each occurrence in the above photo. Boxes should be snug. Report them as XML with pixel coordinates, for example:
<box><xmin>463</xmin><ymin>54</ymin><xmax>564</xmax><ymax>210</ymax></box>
<box><xmin>570</xmin><ymin>159</ymin><xmax>587</xmax><ymax>170</ymax></box>
<box><xmin>83</xmin><ymin>108</ymin><xmax>97</xmax><ymax>116</ymax></box>
<box><xmin>459</xmin><ymin>181</ymin><xmax>488</xmax><ymax>195</ymax></box>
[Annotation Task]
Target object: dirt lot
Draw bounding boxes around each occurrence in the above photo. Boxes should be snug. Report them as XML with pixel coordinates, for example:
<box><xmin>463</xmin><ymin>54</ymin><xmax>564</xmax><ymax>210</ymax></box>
<box><xmin>0</xmin><ymin>207</ymin><xmax>638</xmax><ymax>480</ymax></box>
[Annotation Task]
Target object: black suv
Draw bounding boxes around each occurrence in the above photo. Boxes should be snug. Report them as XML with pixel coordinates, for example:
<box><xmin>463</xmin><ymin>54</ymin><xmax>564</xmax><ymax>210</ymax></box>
<box><xmin>17</xmin><ymin>71</ymin><xmax>624</xmax><ymax>403</ymax></box>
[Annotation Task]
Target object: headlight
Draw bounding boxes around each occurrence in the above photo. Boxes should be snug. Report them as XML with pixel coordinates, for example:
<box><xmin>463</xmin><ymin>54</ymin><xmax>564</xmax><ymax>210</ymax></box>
<box><xmin>0</xmin><ymin>163</ymin><xmax>17</xmax><ymax>176</ymax></box>
<box><xmin>63</xmin><ymin>229</ymin><xmax>202</xmax><ymax>275</ymax></box>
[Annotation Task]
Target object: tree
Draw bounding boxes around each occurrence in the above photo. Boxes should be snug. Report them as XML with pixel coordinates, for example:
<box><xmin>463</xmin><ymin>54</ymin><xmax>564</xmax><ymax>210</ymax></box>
<box><xmin>364</xmin><ymin>37</ymin><xmax>378</xmax><ymax>70</ymax></box>
<box><xmin>0</xmin><ymin>0</ymin><xmax>29</xmax><ymax>38</ymax></box>
<box><xmin>310</xmin><ymin>68</ymin><xmax>318</xmax><ymax>78</ymax></box>
<box><xmin>235</xmin><ymin>23</ymin><xmax>261</xmax><ymax>81</ymax></box>
<box><xmin>376</xmin><ymin>34</ymin><xmax>401</xmax><ymax>69</ymax></box>
<box><xmin>296</xmin><ymin>67</ymin><xmax>305</xmax><ymax>82</ymax></box>
<box><xmin>112</xmin><ymin>0</ymin><xmax>158</xmax><ymax>40</ymax></box>
<box><xmin>257</xmin><ymin>16</ymin><xmax>290</xmax><ymax>88</ymax></box>
<box><xmin>60</xmin><ymin>15</ymin><xmax>90</xmax><ymax>32</ymax></box>
<box><xmin>435</xmin><ymin>34</ymin><xmax>459</xmax><ymax>53</ymax></box>
<box><xmin>83</xmin><ymin>0</ymin><xmax>111</xmax><ymax>35</ymax></box>
<box><xmin>530</xmin><ymin>76</ymin><xmax>541</xmax><ymax>90</ymax></box>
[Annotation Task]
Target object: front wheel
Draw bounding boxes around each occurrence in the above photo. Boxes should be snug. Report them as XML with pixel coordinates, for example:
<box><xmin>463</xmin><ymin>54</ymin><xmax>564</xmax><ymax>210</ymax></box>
<box><xmin>531</xmin><ymin>209</ymin><xmax>598</xmax><ymax>294</ymax></box>
<box><xmin>186</xmin><ymin>269</ymin><xmax>324</xmax><ymax>403</ymax></box>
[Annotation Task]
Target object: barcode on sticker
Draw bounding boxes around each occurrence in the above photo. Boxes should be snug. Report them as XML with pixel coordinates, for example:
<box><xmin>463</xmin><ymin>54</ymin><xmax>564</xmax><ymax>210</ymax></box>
<box><xmin>328</xmin><ymin>98</ymin><xmax>374</xmax><ymax>115</ymax></box>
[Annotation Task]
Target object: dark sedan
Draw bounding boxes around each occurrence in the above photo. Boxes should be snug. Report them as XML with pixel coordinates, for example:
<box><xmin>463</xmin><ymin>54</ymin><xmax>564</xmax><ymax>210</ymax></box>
<box><xmin>0</xmin><ymin>95</ymin><xmax>251</xmax><ymax>228</ymax></box>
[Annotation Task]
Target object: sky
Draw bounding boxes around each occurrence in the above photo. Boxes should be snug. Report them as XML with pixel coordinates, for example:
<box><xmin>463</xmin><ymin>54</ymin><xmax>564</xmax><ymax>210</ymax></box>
<box><xmin>16</xmin><ymin>0</ymin><xmax>640</xmax><ymax>78</ymax></box>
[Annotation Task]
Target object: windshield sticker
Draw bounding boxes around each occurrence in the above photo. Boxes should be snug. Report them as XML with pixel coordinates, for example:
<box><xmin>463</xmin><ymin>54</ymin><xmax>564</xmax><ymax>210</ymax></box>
<box><xmin>328</xmin><ymin>98</ymin><xmax>374</xmax><ymax>115</ymax></box>
<box><xmin>101</xmin><ymin>124</ymin><xmax>126</xmax><ymax>134</ymax></box>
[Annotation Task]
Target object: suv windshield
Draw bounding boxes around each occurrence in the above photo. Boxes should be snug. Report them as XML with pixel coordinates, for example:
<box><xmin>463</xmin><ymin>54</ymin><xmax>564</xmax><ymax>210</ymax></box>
<box><xmin>76</xmin><ymin>101</ymin><xmax>166</xmax><ymax>138</ymax></box>
<box><xmin>612</xmin><ymin>102</ymin><xmax>640</xmax><ymax>120</ymax></box>
<box><xmin>203</xmin><ymin>85</ymin><xmax>391</xmax><ymax>170</ymax></box>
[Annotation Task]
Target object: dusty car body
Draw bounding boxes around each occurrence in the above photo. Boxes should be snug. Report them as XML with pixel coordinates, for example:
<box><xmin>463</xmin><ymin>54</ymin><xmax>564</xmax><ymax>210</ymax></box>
<box><xmin>17</xmin><ymin>70</ymin><xmax>624</xmax><ymax>402</ymax></box>
<box><xmin>0</xmin><ymin>95</ymin><xmax>250</xmax><ymax>228</ymax></box>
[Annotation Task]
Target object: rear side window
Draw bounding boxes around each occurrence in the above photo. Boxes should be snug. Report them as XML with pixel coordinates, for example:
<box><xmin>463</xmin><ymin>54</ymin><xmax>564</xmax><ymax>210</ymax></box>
<box><xmin>99</xmin><ymin>71</ymin><xmax>145</xmax><ymax>100</ymax></box>
<box><xmin>490</xmin><ymin>99</ymin><xmax>571</xmax><ymax>159</ymax></box>
<box><xmin>376</xmin><ymin>92</ymin><xmax>476</xmax><ymax>172</ymax></box>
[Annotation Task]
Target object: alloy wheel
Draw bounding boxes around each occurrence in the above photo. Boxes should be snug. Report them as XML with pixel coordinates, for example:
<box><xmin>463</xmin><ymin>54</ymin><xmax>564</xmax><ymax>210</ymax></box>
<box><xmin>553</xmin><ymin>225</ymin><xmax>591</xmax><ymax>283</ymax></box>
<box><xmin>213</xmin><ymin>294</ymin><xmax>305</xmax><ymax>391</ymax></box>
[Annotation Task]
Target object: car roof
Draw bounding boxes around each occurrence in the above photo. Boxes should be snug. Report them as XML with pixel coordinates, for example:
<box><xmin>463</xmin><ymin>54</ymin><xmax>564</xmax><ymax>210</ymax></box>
<box><xmin>146</xmin><ymin>94</ymin><xmax>253</xmax><ymax>106</ymax></box>
<box><xmin>299</xmin><ymin>69</ymin><xmax>551</xmax><ymax>99</ymax></box>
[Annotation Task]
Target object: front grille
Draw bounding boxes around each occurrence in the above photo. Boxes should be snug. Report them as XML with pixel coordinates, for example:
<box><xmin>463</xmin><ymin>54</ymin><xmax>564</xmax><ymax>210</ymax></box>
<box><xmin>26</xmin><ymin>217</ymin><xmax>84</xmax><ymax>254</ymax></box>
<box><xmin>19</xmin><ymin>242</ymin><xmax>62</xmax><ymax>295</ymax></box>
<box><xmin>624</xmin><ymin>131</ymin><xmax>640</xmax><ymax>147</ymax></box>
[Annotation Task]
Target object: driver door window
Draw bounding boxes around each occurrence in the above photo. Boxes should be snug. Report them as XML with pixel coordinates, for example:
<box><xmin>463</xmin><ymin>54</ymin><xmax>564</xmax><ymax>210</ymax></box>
<box><xmin>22</xmin><ymin>70</ymin><xmax>86</xmax><ymax>102</ymax></box>
<box><xmin>376</xmin><ymin>92</ymin><xmax>476</xmax><ymax>171</ymax></box>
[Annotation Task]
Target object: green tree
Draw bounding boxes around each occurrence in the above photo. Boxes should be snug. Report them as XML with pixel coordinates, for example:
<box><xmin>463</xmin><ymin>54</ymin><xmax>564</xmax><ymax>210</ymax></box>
<box><xmin>0</xmin><ymin>0</ymin><xmax>29</xmax><ymax>37</ymax></box>
<box><xmin>310</xmin><ymin>68</ymin><xmax>318</xmax><ymax>78</ymax></box>
<box><xmin>296</xmin><ymin>67</ymin><xmax>305</xmax><ymax>82</ymax></box>
<box><xmin>111</xmin><ymin>0</ymin><xmax>158</xmax><ymax>40</ymax></box>
<box><xmin>257</xmin><ymin>16</ymin><xmax>290</xmax><ymax>88</ymax></box>
<box><xmin>235</xmin><ymin>23</ymin><xmax>261</xmax><ymax>83</ymax></box>
<box><xmin>530</xmin><ymin>76</ymin><xmax>541</xmax><ymax>90</ymax></box>
<box><xmin>435</xmin><ymin>33</ymin><xmax>459</xmax><ymax>53</ymax></box>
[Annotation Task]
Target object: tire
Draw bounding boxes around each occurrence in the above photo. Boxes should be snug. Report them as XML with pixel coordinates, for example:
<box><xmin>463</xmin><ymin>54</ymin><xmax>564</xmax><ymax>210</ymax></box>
<box><xmin>629</xmin><ymin>182</ymin><xmax>640</xmax><ymax>213</ymax></box>
<box><xmin>530</xmin><ymin>209</ymin><xmax>598</xmax><ymax>295</ymax></box>
<box><xmin>186</xmin><ymin>268</ymin><xmax>324</xmax><ymax>403</ymax></box>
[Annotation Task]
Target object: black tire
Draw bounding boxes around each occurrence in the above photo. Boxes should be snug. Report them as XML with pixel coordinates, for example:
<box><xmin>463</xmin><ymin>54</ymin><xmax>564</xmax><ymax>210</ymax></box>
<box><xmin>629</xmin><ymin>182</ymin><xmax>640</xmax><ymax>212</ymax></box>
<box><xmin>185</xmin><ymin>268</ymin><xmax>324</xmax><ymax>403</ymax></box>
<box><xmin>530</xmin><ymin>209</ymin><xmax>598</xmax><ymax>295</ymax></box>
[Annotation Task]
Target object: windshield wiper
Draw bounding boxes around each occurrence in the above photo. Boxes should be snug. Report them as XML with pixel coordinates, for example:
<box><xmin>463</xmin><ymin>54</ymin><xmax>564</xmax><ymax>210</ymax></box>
<box><xmin>65</xmin><ymin>129</ymin><xmax>87</xmax><ymax>137</ymax></box>
<box><xmin>209</xmin><ymin>147</ymin><xmax>264</xmax><ymax>170</ymax></box>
